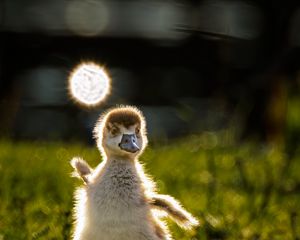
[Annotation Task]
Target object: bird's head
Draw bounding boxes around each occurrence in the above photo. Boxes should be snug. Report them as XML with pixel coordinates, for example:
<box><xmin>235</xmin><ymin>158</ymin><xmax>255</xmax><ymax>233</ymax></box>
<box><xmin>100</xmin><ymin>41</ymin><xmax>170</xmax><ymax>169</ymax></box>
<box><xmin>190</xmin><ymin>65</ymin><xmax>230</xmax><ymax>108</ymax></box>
<box><xmin>94</xmin><ymin>106</ymin><xmax>148</xmax><ymax>159</ymax></box>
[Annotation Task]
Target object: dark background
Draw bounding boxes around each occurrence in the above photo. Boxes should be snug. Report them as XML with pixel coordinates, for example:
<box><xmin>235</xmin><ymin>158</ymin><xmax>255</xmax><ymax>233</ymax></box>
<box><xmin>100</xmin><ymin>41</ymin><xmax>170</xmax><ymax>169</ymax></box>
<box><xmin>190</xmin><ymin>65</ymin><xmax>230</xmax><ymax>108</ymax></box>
<box><xmin>0</xmin><ymin>0</ymin><xmax>299</xmax><ymax>151</ymax></box>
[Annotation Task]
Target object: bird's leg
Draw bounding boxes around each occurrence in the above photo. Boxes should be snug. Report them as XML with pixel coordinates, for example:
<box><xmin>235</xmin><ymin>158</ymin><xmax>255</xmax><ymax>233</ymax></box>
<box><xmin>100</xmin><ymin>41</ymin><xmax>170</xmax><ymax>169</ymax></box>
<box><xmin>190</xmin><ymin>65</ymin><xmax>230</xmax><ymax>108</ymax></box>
<box><xmin>70</xmin><ymin>157</ymin><xmax>93</xmax><ymax>184</ymax></box>
<box><xmin>150</xmin><ymin>194</ymin><xmax>199</xmax><ymax>229</ymax></box>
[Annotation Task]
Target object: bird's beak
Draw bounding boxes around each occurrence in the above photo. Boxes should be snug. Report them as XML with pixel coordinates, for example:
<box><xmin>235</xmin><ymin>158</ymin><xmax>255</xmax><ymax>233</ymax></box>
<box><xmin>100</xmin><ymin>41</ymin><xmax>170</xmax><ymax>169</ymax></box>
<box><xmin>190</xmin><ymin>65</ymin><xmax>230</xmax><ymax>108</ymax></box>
<box><xmin>119</xmin><ymin>134</ymin><xmax>140</xmax><ymax>153</ymax></box>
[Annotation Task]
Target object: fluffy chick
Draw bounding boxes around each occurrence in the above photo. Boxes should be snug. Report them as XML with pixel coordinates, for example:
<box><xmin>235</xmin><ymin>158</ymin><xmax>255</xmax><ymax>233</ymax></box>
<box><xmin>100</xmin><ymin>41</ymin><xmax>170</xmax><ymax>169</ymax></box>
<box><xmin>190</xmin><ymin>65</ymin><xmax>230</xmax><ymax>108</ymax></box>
<box><xmin>71</xmin><ymin>106</ymin><xmax>199</xmax><ymax>240</ymax></box>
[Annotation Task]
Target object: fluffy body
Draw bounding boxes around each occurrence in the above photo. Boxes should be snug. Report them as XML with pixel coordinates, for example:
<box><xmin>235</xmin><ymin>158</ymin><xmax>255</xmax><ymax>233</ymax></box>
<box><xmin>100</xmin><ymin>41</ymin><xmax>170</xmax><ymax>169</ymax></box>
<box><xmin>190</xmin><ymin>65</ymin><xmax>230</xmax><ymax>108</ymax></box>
<box><xmin>73</xmin><ymin>159</ymin><xmax>170</xmax><ymax>240</ymax></box>
<box><xmin>71</xmin><ymin>106</ymin><xmax>198</xmax><ymax>240</ymax></box>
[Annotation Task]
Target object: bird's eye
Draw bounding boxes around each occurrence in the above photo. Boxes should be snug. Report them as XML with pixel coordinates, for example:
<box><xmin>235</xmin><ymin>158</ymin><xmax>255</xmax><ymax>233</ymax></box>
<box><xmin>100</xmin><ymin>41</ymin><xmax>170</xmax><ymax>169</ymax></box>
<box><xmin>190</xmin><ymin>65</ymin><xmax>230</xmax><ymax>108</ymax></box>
<box><xmin>110</xmin><ymin>127</ymin><xmax>119</xmax><ymax>136</ymax></box>
<box><xmin>135</xmin><ymin>127</ymin><xmax>140</xmax><ymax>136</ymax></box>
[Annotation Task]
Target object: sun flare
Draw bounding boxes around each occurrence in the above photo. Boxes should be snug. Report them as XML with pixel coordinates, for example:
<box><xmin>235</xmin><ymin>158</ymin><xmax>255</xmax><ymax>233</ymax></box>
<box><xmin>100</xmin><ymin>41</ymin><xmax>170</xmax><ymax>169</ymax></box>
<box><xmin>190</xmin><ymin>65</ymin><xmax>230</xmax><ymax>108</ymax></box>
<box><xmin>68</xmin><ymin>62</ymin><xmax>111</xmax><ymax>107</ymax></box>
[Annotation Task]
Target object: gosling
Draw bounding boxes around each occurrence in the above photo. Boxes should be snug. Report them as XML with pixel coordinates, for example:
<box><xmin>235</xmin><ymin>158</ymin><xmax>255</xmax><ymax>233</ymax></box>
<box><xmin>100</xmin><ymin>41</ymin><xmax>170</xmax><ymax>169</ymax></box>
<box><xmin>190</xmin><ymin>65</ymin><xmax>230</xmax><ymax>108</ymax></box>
<box><xmin>71</xmin><ymin>106</ymin><xmax>199</xmax><ymax>240</ymax></box>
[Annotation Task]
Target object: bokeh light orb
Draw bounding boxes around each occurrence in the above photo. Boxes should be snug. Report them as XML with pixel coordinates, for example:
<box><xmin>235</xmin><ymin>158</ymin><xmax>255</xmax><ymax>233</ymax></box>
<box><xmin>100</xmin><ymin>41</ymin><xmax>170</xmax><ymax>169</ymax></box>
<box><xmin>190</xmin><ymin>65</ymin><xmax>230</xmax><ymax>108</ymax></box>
<box><xmin>68</xmin><ymin>62</ymin><xmax>111</xmax><ymax>107</ymax></box>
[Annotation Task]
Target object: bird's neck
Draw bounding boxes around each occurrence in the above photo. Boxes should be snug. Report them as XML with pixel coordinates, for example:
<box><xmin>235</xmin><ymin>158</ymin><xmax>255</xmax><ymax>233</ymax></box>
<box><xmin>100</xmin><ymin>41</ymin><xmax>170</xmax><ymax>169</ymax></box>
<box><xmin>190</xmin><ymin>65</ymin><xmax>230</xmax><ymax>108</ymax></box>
<box><xmin>106</xmin><ymin>152</ymin><xmax>137</xmax><ymax>162</ymax></box>
<box><xmin>106</xmin><ymin>156</ymin><xmax>136</xmax><ymax>168</ymax></box>
<box><xmin>102</xmin><ymin>156</ymin><xmax>142</xmax><ymax>189</ymax></box>
<box><xmin>91</xmin><ymin>154</ymin><xmax>138</xmax><ymax>183</ymax></box>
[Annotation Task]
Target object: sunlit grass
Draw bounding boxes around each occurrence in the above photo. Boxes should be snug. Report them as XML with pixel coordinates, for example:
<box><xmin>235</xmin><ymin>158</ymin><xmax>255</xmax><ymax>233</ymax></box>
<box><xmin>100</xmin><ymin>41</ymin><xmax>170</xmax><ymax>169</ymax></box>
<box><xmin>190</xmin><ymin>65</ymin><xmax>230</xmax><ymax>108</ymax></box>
<box><xmin>0</xmin><ymin>137</ymin><xmax>299</xmax><ymax>239</ymax></box>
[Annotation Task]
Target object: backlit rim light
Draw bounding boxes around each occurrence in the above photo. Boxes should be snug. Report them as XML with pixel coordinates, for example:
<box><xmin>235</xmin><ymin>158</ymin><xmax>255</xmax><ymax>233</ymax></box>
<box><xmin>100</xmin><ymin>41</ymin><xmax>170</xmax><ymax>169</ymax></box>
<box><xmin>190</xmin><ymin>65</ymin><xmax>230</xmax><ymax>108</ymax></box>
<box><xmin>68</xmin><ymin>62</ymin><xmax>111</xmax><ymax>107</ymax></box>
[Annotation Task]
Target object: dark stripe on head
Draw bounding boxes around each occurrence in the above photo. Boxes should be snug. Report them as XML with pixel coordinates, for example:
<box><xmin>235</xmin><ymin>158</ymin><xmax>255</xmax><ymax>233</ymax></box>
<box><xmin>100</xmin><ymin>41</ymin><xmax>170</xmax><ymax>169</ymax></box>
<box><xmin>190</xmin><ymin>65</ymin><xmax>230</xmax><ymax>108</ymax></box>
<box><xmin>106</xmin><ymin>107</ymin><xmax>142</xmax><ymax>128</ymax></box>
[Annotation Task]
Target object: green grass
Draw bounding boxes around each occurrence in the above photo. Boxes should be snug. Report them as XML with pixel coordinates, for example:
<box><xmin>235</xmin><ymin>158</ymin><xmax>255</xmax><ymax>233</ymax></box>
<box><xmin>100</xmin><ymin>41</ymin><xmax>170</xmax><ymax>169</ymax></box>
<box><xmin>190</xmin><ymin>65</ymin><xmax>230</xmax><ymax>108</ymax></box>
<box><xmin>0</xmin><ymin>136</ymin><xmax>299</xmax><ymax>240</ymax></box>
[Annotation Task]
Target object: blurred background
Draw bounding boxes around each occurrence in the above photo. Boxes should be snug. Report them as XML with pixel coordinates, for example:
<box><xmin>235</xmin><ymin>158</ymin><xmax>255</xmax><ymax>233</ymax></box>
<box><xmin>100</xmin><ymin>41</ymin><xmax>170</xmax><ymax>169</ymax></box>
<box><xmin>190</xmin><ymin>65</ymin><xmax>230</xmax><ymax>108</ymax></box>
<box><xmin>1</xmin><ymin>0</ymin><xmax>300</xmax><ymax>239</ymax></box>
<box><xmin>0</xmin><ymin>0</ymin><xmax>299</xmax><ymax>149</ymax></box>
